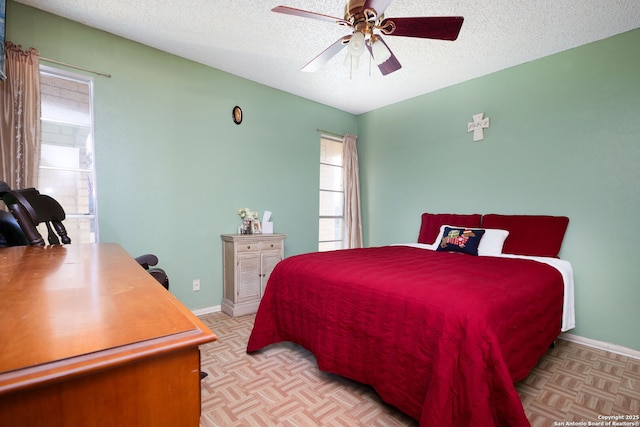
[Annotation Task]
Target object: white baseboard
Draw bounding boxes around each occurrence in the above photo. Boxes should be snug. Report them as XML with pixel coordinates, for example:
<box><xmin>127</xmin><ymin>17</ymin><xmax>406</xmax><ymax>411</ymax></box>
<box><xmin>559</xmin><ymin>333</ymin><xmax>640</xmax><ymax>360</ymax></box>
<box><xmin>192</xmin><ymin>305</ymin><xmax>221</xmax><ymax>317</ymax></box>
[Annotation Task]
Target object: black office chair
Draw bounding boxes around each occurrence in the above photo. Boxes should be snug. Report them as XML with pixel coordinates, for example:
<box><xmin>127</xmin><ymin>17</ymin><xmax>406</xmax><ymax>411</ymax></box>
<box><xmin>0</xmin><ymin>185</ymin><xmax>70</xmax><ymax>246</ymax></box>
<box><xmin>133</xmin><ymin>253</ymin><xmax>170</xmax><ymax>290</ymax></box>
<box><xmin>0</xmin><ymin>182</ymin><xmax>169</xmax><ymax>289</ymax></box>
<box><xmin>0</xmin><ymin>210</ymin><xmax>30</xmax><ymax>247</ymax></box>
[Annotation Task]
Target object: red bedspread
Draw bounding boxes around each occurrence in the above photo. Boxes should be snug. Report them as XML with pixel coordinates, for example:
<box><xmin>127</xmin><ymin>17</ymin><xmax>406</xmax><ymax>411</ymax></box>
<box><xmin>247</xmin><ymin>246</ymin><xmax>564</xmax><ymax>426</ymax></box>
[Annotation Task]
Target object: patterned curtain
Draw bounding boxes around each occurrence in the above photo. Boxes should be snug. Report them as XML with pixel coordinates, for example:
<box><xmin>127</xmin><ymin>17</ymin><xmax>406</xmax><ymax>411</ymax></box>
<box><xmin>0</xmin><ymin>42</ymin><xmax>41</xmax><ymax>190</ymax></box>
<box><xmin>343</xmin><ymin>133</ymin><xmax>363</xmax><ymax>248</ymax></box>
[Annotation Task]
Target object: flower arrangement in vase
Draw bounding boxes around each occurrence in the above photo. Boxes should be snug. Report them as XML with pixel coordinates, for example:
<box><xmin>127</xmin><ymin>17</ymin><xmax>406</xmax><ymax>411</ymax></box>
<box><xmin>237</xmin><ymin>208</ymin><xmax>259</xmax><ymax>235</ymax></box>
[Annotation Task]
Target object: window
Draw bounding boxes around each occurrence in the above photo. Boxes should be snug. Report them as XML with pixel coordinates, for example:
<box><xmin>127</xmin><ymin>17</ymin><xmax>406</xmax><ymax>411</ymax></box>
<box><xmin>38</xmin><ymin>66</ymin><xmax>97</xmax><ymax>243</ymax></box>
<box><xmin>318</xmin><ymin>136</ymin><xmax>344</xmax><ymax>251</ymax></box>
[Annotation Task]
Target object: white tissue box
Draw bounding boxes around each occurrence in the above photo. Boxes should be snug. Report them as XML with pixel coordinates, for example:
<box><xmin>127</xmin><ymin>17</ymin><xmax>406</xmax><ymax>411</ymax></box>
<box><xmin>262</xmin><ymin>222</ymin><xmax>273</xmax><ymax>234</ymax></box>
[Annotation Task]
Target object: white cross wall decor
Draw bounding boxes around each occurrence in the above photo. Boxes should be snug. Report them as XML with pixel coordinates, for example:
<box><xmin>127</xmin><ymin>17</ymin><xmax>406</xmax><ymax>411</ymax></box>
<box><xmin>467</xmin><ymin>113</ymin><xmax>490</xmax><ymax>142</ymax></box>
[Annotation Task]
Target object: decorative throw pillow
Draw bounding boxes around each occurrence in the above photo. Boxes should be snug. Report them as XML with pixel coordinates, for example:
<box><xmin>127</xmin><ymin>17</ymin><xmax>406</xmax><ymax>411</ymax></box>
<box><xmin>436</xmin><ymin>226</ymin><xmax>486</xmax><ymax>255</ymax></box>
<box><xmin>430</xmin><ymin>225</ymin><xmax>509</xmax><ymax>255</ymax></box>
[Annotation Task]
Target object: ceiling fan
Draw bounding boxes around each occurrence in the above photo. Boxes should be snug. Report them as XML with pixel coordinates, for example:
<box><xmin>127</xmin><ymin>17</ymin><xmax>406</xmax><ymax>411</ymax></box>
<box><xmin>272</xmin><ymin>0</ymin><xmax>464</xmax><ymax>76</ymax></box>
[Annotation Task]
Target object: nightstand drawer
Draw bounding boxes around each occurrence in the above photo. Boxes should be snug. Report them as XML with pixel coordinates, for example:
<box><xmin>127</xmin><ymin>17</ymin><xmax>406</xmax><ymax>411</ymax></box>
<box><xmin>237</xmin><ymin>243</ymin><xmax>260</xmax><ymax>253</ymax></box>
<box><xmin>261</xmin><ymin>240</ymin><xmax>283</xmax><ymax>251</ymax></box>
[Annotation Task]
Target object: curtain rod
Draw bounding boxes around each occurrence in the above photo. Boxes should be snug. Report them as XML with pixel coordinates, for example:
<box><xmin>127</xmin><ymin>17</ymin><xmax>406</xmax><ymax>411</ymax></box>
<box><xmin>316</xmin><ymin>128</ymin><xmax>344</xmax><ymax>139</ymax></box>
<box><xmin>40</xmin><ymin>57</ymin><xmax>112</xmax><ymax>78</ymax></box>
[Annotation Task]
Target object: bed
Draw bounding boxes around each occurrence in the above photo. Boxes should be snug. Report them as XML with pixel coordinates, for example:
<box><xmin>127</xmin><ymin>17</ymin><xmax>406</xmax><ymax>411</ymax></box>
<box><xmin>247</xmin><ymin>213</ymin><xmax>574</xmax><ymax>427</ymax></box>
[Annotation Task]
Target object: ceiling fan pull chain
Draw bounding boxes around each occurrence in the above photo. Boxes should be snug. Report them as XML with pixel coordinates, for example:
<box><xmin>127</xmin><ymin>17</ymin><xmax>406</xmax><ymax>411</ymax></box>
<box><xmin>349</xmin><ymin>55</ymin><xmax>353</xmax><ymax>80</ymax></box>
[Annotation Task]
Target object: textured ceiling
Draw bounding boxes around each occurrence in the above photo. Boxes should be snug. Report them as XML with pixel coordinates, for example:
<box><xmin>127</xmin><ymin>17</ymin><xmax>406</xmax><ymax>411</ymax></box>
<box><xmin>15</xmin><ymin>0</ymin><xmax>640</xmax><ymax>114</ymax></box>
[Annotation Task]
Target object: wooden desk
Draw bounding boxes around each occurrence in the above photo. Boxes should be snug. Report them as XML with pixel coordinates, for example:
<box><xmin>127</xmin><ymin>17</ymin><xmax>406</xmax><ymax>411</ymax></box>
<box><xmin>0</xmin><ymin>243</ymin><xmax>217</xmax><ymax>427</ymax></box>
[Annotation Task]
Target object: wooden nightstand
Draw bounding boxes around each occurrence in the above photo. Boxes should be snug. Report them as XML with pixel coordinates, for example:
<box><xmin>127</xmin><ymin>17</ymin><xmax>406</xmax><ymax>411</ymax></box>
<box><xmin>221</xmin><ymin>234</ymin><xmax>286</xmax><ymax>317</ymax></box>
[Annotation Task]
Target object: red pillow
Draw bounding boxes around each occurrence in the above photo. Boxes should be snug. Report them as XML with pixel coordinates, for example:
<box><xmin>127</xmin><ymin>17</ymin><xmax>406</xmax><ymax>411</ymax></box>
<box><xmin>417</xmin><ymin>213</ymin><xmax>482</xmax><ymax>244</ymax></box>
<box><xmin>481</xmin><ymin>214</ymin><xmax>569</xmax><ymax>257</ymax></box>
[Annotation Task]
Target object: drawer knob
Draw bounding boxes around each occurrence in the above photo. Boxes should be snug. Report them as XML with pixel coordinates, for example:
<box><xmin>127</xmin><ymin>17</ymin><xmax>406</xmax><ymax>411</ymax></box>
<box><xmin>247</xmin><ymin>246</ymin><xmax>251</xmax><ymax>249</ymax></box>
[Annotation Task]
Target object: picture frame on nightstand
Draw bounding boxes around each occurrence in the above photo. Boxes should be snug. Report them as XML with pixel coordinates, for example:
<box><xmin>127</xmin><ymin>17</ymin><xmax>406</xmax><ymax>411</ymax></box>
<box><xmin>251</xmin><ymin>220</ymin><xmax>262</xmax><ymax>234</ymax></box>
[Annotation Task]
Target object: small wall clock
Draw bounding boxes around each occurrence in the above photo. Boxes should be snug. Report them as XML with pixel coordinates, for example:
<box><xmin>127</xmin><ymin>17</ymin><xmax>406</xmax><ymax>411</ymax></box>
<box><xmin>232</xmin><ymin>106</ymin><xmax>243</xmax><ymax>125</ymax></box>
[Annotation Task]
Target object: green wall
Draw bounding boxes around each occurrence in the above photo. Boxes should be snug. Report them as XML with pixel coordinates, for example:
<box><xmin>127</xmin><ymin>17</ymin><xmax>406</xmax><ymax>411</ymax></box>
<box><xmin>357</xmin><ymin>29</ymin><xmax>640</xmax><ymax>351</ymax></box>
<box><xmin>7</xmin><ymin>1</ymin><xmax>358</xmax><ymax>310</ymax></box>
<box><xmin>7</xmin><ymin>2</ymin><xmax>640</xmax><ymax>352</ymax></box>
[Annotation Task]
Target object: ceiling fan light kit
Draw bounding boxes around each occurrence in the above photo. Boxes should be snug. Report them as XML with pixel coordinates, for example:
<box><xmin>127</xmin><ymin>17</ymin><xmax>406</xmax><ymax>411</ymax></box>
<box><xmin>348</xmin><ymin>31</ymin><xmax>366</xmax><ymax>56</ymax></box>
<box><xmin>272</xmin><ymin>0</ymin><xmax>464</xmax><ymax>76</ymax></box>
<box><xmin>370</xmin><ymin>35</ymin><xmax>391</xmax><ymax>64</ymax></box>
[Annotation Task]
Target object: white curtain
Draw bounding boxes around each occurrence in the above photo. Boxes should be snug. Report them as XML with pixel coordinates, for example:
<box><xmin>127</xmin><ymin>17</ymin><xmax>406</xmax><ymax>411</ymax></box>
<box><xmin>343</xmin><ymin>133</ymin><xmax>363</xmax><ymax>248</ymax></box>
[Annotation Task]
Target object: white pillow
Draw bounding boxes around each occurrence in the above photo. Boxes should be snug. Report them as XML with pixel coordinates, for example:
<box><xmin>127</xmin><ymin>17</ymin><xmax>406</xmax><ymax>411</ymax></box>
<box><xmin>434</xmin><ymin>225</ymin><xmax>509</xmax><ymax>256</ymax></box>
<box><xmin>477</xmin><ymin>228</ymin><xmax>510</xmax><ymax>256</ymax></box>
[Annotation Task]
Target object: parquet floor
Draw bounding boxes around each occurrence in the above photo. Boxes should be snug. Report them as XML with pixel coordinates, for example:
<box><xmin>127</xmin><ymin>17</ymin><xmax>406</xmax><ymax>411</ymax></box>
<box><xmin>198</xmin><ymin>312</ymin><xmax>639</xmax><ymax>427</ymax></box>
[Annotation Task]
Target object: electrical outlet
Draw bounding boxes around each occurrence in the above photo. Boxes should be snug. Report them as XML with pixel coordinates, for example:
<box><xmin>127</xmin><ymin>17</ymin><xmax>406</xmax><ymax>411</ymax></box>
<box><xmin>192</xmin><ymin>279</ymin><xmax>200</xmax><ymax>292</ymax></box>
